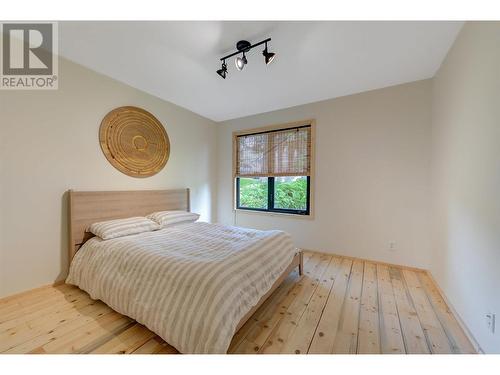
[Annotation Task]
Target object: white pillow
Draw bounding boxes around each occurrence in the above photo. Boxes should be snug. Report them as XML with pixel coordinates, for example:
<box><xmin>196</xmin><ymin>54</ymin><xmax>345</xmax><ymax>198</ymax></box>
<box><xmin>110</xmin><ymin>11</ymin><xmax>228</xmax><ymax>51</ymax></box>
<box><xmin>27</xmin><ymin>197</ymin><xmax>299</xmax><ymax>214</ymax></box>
<box><xmin>88</xmin><ymin>216</ymin><xmax>160</xmax><ymax>240</ymax></box>
<box><xmin>147</xmin><ymin>210</ymin><xmax>200</xmax><ymax>228</ymax></box>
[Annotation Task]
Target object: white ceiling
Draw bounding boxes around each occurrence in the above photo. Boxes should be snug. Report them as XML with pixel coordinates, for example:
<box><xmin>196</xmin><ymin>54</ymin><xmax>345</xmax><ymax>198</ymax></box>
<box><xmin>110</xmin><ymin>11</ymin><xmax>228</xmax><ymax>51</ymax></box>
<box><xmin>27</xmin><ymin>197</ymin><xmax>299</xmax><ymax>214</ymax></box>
<box><xmin>59</xmin><ymin>21</ymin><xmax>463</xmax><ymax>122</ymax></box>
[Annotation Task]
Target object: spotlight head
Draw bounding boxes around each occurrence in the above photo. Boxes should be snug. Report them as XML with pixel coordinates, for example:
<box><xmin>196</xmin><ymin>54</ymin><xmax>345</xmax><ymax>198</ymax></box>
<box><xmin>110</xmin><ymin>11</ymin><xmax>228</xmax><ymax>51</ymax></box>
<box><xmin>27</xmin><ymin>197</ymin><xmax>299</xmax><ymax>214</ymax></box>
<box><xmin>263</xmin><ymin>44</ymin><xmax>276</xmax><ymax>65</ymax></box>
<box><xmin>264</xmin><ymin>51</ymin><xmax>275</xmax><ymax>65</ymax></box>
<box><xmin>216</xmin><ymin>68</ymin><xmax>226</xmax><ymax>79</ymax></box>
<box><xmin>217</xmin><ymin>61</ymin><xmax>227</xmax><ymax>79</ymax></box>
<box><xmin>235</xmin><ymin>53</ymin><xmax>247</xmax><ymax>71</ymax></box>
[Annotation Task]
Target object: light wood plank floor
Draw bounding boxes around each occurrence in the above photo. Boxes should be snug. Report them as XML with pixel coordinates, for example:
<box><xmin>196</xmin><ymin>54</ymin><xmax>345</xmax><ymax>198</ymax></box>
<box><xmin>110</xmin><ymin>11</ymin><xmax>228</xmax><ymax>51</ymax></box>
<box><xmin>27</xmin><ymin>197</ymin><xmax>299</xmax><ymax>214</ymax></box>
<box><xmin>0</xmin><ymin>251</ymin><xmax>476</xmax><ymax>354</ymax></box>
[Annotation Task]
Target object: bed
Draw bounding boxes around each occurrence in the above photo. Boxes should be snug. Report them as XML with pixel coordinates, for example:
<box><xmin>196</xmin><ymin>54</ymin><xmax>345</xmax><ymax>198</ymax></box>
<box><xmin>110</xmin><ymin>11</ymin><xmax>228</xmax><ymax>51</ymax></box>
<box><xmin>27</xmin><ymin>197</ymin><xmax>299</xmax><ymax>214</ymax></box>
<box><xmin>66</xmin><ymin>189</ymin><xmax>303</xmax><ymax>354</ymax></box>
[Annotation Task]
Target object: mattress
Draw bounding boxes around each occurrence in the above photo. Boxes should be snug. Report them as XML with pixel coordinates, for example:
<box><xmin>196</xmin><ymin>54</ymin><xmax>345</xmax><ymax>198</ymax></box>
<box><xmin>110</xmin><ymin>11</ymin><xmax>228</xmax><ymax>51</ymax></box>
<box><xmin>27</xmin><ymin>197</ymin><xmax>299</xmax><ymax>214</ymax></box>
<box><xmin>66</xmin><ymin>221</ymin><xmax>296</xmax><ymax>353</ymax></box>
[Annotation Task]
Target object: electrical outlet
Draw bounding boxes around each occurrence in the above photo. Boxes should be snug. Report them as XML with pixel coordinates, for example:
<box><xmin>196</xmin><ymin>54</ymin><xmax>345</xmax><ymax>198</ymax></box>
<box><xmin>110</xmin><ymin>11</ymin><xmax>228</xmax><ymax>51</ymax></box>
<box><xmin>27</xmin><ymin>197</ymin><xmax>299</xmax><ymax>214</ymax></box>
<box><xmin>388</xmin><ymin>241</ymin><xmax>397</xmax><ymax>251</ymax></box>
<box><xmin>486</xmin><ymin>313</ymin><xmax>496</xmax><ymax>334</ymax></box>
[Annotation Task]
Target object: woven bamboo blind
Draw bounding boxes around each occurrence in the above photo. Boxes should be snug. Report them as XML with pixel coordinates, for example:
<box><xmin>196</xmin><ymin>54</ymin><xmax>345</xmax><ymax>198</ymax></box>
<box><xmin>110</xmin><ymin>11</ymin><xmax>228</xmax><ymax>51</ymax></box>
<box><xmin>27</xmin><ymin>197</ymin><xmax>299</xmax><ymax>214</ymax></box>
<box><xmin>236</xmin><ymin>125</ymin><xmax>311</xmax><ymax>177</ymax></box>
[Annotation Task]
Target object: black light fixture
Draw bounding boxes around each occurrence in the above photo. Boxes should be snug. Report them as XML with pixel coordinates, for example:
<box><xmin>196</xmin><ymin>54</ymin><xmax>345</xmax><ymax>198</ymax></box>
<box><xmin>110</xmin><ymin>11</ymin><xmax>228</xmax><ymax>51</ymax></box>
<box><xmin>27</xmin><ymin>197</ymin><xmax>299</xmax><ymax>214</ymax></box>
<box><xmin>217</xmin><ymin>38</ymin><xmax>275</xmax><ymax>79</ymax></box>
<box><xmin>262</xmin><ymin>42</ymin><xmax>275</xmax><ymax>65</ymax></box>
<box><xmin>217</xmin><ymin>60</ymin><xmax>228</xmax><ymax>79</ymax></box>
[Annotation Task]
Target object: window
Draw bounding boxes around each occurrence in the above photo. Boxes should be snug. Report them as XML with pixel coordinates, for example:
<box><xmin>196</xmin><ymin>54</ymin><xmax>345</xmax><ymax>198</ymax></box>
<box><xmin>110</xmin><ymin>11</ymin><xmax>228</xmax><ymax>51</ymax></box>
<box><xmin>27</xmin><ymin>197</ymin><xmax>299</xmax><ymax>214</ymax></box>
<box><xmin>234</xmin><ymin>121</ymin><xmax>314</xmax><ymax>216</ymax></box>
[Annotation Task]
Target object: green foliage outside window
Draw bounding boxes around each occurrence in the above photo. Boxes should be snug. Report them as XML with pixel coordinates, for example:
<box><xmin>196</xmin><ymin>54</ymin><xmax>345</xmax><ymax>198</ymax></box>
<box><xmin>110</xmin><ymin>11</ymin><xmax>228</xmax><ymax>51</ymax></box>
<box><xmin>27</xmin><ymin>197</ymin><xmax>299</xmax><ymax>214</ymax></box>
<box><xmin>239</xmin><ymin>176</ymin><xmax>307</xmax><ymax>211</ymax></box>
<box><xmin>274</xmin><ymin>176</ymin><xmax>307</xmax><ymax>210</ymax></box>
<box><xmin>239</xmin><ymin>178</ymin><xmax>268</xmax><ymax>209</ymax></box>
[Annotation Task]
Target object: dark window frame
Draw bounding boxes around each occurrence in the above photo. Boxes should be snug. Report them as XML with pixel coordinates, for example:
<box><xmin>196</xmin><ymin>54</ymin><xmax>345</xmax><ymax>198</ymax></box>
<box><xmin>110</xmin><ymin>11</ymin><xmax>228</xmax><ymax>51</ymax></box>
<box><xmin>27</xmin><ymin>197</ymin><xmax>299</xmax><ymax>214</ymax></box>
<box><xmin>236</xmin><ymin>176</ymin><xmax>311</xmax><ymax>216</ymax></box>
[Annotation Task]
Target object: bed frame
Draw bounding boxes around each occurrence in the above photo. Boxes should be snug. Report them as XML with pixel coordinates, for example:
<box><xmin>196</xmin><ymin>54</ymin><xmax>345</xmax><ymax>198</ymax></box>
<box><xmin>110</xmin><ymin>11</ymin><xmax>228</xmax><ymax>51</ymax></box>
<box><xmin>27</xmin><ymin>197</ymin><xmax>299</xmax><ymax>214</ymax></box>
<box><xmin>67</xmin><ymin>188</ymin><xmax>303</xmax><ymax>334</ymax></box>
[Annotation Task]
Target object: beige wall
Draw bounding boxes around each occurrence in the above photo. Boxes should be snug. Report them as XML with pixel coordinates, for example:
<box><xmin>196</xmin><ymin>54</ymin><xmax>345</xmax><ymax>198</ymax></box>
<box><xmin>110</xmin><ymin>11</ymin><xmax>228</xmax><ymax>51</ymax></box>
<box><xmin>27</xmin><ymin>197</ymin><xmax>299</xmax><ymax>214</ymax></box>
<box><xmin>430</xmin><ymin>22</ymin><xmax>500</xmax><ymax>353</ymax></box>
<box><xmin>0</xmin><ymin>57</ymin><xmax>218</xmax><ymax>298</ymax></box>
<box><xmin>217</xmin><ymin>80</ymin><xmax>433</xmax><ymax>269</ymax></box>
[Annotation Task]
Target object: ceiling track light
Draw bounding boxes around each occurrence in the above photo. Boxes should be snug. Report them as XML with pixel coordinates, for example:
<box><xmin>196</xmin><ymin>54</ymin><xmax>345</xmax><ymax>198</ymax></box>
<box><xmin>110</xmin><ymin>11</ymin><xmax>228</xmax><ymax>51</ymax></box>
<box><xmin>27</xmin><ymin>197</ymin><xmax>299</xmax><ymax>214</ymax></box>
<box><xmin>216</xmin><ymin>37</ymin><xmax>275</xmax><ymax>79</ymax></box>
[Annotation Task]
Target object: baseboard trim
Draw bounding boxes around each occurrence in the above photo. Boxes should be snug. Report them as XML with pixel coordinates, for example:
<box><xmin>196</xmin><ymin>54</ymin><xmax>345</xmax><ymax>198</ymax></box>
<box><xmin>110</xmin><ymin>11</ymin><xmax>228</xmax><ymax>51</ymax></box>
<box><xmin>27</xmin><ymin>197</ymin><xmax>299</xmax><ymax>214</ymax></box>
<box><xmin>302</xmin><ymin>248</ymin><xmax>427</xmax><ymax>273</ymax></box>
<box><xmin>0</xmin><ymin>280</ymin><xmax>65</xmax><ymax>304</ymax></box>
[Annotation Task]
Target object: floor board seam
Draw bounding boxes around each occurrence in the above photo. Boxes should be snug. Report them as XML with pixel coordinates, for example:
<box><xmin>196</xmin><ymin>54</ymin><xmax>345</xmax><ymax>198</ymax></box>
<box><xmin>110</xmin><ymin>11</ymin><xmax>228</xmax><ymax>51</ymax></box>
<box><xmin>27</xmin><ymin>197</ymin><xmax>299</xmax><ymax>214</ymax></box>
<box><xmin>262</xmin><ymin>254</ymin><xmax>331</xmax><ymax>354</ymax></box>
<box><xmin>416</xmin><ymin>273</ymin><xmax>461</xmax><ymax>354</ymax></box>
<box><xmin>389</xmin><ymin>267</ymin><xmax>409</xmax><ymax>354</ymax></box>
<box><xmin>400</xmin><ymin>270</ymin><xmax>437</xmax><ymax>354</ymax></box>
<box><xmin>305</xmin><ymin>257</ymin><xmax>338</xmax><ymax>354</ymax></box>
<box><xmin>355</xmin><ymin>261</ymin><xmax>366</xmax><ymax>354</ymax></box>
<box><xmin>283</xmin><ymin>255</ymin><xmax>332</xmax><ymax>354</ymax></box>
<box><xmin>328</xmin><ymin>260</ymin><xmax>354</xmax><ymax>353</ymax></box>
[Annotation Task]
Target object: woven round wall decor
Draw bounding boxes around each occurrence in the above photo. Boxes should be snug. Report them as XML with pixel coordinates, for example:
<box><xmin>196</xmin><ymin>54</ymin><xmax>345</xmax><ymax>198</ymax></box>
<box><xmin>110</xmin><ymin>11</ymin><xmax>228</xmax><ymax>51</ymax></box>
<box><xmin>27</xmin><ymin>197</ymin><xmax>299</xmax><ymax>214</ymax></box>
<box><xmin>99</xmin><ymin>106</ymin><xmax>170</xmax><ymax>178</ymax></box>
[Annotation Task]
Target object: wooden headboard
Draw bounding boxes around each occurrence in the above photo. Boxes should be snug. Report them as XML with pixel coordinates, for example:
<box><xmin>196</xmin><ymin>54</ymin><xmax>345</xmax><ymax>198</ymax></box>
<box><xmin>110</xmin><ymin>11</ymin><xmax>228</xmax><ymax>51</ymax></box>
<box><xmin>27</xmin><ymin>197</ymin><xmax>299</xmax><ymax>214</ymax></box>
<box><xmin>68</xmin><ymin>188</ymin><xmax>190</xmax><ymax>262</ymax></box>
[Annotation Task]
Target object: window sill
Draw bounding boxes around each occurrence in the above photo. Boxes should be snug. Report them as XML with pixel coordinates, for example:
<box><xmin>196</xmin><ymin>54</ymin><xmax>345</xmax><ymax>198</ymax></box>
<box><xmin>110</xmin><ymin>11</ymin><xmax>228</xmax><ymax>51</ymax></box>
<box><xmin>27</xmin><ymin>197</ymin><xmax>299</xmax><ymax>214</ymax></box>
<box><xmin>234</xmin><ymin>208</ymin><xmax>314</xmax><ymax>220</ymax></box>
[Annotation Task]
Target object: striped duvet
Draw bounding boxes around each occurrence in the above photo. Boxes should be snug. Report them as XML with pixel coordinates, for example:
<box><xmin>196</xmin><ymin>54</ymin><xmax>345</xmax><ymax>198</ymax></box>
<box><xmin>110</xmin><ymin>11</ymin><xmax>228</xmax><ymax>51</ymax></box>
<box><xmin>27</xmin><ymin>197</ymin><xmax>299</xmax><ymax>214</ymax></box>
<box><xmin>66</xmin><ymin>222</ymin><xmax>296</xmax><ymax>353</ymax></box>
